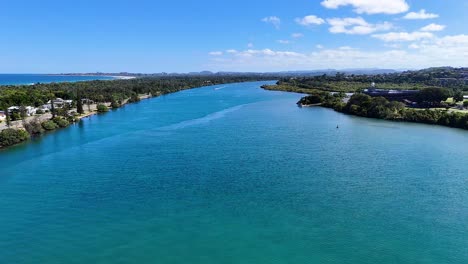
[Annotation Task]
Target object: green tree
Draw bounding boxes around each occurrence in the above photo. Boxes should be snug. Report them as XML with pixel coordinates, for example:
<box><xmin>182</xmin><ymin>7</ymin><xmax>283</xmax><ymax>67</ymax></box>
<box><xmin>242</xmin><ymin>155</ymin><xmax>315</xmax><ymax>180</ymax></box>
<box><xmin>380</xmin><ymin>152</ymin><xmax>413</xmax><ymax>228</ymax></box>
<box><xmin>416</xmin><ymin>88</ymin><xmax>452</xmax><ymax>106</ymax></box>
<box><xmin>453</xmin><ymin>90</ymin><xmax>464</xmax><ymax>103</ymax></box>
<box><xmin>76</xmin><ymin>92</ymin><xmax>84</xmax><ymax>115</ymax></box>
<box><xmin>97</xmin><ymin>104</ymin><xmax>109</xmax><ymax>113</ymax></box>
<box><xmin>0</xmin><ymin>128</ymin><xmax>29</xmax><ymax>147</ymax></box>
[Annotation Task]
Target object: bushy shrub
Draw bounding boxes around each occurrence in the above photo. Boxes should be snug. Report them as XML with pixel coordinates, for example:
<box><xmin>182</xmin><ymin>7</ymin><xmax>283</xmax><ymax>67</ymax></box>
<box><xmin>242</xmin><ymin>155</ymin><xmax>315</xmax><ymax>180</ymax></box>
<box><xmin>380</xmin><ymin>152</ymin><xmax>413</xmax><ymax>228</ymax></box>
<box><xmin>11</xmin><ymin>112</ymin><xmax>21</xmax><ymax>121</ymax></box>
<box><xmin>67</xmin><ymin>115</ymin><xmax>78</xmax><ymax>123</ymax></box>
<box><xmin>52</xmin><ymin>117</ymin><xmax>70</xmax><ymax>128</ymax></box>
<box><xmin>111</xmin><ymin>98</ymin><xmax>120</xmax><ymax>109</ymax></box>
<box><xmin>298</xmin><ymin>94</ymin><xmax>323</xmax><ymax>105</ymax></box>
<box><xmin>42</xmin><ymin>120</ymin><xmax>59</xmax><ymax>130</ymax></box>
<box><xmin>97</xmin><ymin>104</ymin><xmax>109</xmax><ymax>113</ymax></box>
<box><xmin>128</xmin><ymin>93</ymin><xmax>140</xmax><ymax>103</ymax></box>
<box><xmin>0</xmin><ymin>128</ymin><xmax>29</xmax><ymax>147</ymax></box>
<box><xmin>35</xmin><ymin>109</ymin><xmax>44</xmax><ymax>115</ymax></box>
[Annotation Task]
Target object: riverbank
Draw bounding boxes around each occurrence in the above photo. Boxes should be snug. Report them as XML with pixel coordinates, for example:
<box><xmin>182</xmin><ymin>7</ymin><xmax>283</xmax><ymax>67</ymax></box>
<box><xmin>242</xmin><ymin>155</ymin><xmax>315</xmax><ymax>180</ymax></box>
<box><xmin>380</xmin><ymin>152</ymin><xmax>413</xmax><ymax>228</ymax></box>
<box><xmin>0</xmin><ymin>78</ymin><xmax>277</xmax><ymax>149</ymax></box>
<box><xmin>263</xmin><ymin>84</ymin><xmax>468</xmax><ymax>131</ymax></box>
<box><xmin>0</xmin><ymin>94</ymin><xmax>151</xmax><ymax>149</ymax></box>
<box><xmin>2</xmin><ymin>80</ymin><xmax>467</xmax><ymax>264</ymax></box>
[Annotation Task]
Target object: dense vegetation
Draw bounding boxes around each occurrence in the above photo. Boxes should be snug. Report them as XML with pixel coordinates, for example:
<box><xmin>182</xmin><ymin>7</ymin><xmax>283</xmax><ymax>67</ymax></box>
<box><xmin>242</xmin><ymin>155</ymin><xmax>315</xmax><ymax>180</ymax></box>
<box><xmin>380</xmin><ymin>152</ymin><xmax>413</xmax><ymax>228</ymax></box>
<box><xmin>0</xmin><ymin>75</ymin><xmax>277</xmax><ymax>148</ymax></box>
<box><xmin>266</xmin><ymin>67</ymin><xmax>468</xmax><ymax>130</ymax></box>
<box><xmin>0</xmin><ymin>76</ymin><xmax>275</xmax><ymax>110</ymax></box>
<box><xmin>298</xmin><ymin>92</ymin><xmax>468</xmax><ymax>130</ymax></box>
<box><xmin>0</xmin><ymin>128</ymin><xmax>29</xmax><ymax>147</ymax></box>
<box><xmin>264</xmin><ymin>67</ymin><xmax>468</xmax><ymax>93</ymax></box>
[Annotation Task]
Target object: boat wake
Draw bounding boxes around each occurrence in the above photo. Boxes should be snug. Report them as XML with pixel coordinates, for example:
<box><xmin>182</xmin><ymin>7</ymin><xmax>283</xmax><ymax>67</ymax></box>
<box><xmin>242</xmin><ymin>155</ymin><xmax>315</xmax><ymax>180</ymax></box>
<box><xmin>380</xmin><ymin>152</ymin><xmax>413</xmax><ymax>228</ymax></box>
<box><xmin>155</xmin><ymin>104</ymin><xmax>245</xmax><ymax>132</ymax></box>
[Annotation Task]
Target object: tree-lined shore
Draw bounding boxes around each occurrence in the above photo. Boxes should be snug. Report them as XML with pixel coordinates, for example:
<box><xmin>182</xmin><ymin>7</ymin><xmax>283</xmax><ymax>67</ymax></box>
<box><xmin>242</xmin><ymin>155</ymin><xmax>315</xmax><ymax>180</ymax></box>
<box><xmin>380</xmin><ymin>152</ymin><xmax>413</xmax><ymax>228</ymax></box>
<box><xmin>0</xmin><ymin>76</ymin><xmax>275</xmax><ymax>148</ymax></box>
<box><xmin>263</xmin><ymin>67</ymin><xmax>468</xmax><ymax>130</ymax></box>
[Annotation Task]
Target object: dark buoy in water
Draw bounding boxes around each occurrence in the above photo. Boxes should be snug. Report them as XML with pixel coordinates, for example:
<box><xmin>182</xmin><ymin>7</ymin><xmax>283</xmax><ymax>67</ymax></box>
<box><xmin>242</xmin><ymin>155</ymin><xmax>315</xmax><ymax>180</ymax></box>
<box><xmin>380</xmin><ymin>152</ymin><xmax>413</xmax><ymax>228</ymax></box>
<box><xmin>336</xmin><ymin>125</ymin><xmax>339</xmax><ymax>129</ymax></box>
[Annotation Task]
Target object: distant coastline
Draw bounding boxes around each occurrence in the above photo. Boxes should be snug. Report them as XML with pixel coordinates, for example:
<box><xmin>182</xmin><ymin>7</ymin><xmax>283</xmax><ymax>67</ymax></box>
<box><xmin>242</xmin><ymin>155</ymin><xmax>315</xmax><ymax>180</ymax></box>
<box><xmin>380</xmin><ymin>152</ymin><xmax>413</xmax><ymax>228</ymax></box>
<box><xmin>45</xmin><ymin>74</ymin><xmax>137</xmax><ymax>80</ymax></box>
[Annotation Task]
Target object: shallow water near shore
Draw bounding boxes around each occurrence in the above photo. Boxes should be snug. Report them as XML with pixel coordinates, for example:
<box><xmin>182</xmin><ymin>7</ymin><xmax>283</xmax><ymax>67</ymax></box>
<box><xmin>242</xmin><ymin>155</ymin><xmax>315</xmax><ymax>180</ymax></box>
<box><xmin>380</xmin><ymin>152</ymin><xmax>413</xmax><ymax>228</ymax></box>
<box><xmin>0</xmin><ymin>81</ymin><xmax>467</xmax><ymax>263</ymax></box>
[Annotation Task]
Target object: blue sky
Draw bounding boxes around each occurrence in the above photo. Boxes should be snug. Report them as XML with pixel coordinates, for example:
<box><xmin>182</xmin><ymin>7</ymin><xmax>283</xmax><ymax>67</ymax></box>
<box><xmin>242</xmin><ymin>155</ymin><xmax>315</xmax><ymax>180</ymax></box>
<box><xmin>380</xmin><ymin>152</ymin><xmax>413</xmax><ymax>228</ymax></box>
<box><xmin>1</xmin><ymin>0</ymin><xmax>467</xmax><ymax>73</ymax></box>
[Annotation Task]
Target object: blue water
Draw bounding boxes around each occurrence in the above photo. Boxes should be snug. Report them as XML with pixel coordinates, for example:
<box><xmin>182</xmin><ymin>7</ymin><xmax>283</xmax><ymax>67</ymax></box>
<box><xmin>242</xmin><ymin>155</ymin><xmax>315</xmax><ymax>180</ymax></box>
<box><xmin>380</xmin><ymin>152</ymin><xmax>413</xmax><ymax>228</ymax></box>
<box><xmin>0</xmin><ymin>74</ymin><xmax>115</xmax><ymax>85</ymax></box>
<box><xmin>0</xmin><ymin>81</ymin><xmax>467</xmax><ymax>263</ymax></box>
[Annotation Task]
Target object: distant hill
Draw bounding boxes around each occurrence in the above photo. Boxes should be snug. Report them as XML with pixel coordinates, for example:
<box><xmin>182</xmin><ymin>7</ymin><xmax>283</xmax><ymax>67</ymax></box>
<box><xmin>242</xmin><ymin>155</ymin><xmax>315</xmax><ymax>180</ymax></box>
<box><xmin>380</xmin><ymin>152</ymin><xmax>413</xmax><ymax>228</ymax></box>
<box><xmin>58</xmin><ymin>68</ymin><xmax>400</xmax><ymax>77</ymax></box>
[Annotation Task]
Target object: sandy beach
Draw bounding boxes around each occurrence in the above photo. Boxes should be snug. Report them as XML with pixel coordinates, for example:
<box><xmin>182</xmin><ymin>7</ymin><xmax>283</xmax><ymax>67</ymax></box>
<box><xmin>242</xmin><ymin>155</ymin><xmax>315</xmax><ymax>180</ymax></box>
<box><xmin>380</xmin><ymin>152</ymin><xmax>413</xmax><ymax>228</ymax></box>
<box><xmin>110</xmin><ymin>76</ymin><xmax>137</xmax><ymax>80</ymax></box>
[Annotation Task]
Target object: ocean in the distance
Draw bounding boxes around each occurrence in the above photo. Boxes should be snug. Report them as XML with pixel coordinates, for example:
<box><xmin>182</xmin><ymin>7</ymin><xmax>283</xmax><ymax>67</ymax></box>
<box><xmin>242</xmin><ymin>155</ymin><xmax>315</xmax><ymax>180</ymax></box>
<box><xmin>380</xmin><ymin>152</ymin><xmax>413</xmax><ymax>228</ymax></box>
<box><xmin>0</xmin><ymin>81</ymin><xmax>467</xmax><ymax>263</ymax></box>
<box><xmin>0</xmin><ymin>74</ymin><xmax>115</xmax><ymax>85</ymax></box>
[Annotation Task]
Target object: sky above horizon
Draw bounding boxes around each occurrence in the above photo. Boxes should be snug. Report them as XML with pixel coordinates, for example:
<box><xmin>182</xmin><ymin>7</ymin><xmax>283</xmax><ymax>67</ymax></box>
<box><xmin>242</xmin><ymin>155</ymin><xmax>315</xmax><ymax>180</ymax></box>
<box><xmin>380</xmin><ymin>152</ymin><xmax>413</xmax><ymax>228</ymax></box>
<box><xmin>1</xmin><ymin>0</ymin><xmax>467</xmax><ymax>73</ymax></box>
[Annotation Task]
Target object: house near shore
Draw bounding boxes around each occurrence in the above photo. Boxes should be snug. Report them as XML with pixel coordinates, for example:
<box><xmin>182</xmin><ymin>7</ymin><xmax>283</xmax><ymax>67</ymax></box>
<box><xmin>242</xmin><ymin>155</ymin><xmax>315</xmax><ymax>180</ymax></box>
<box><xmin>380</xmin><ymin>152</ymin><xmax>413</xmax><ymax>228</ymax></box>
<box><xmin>46</xmin><ymin>98</ymin><xmax>73</xmax><ymax>109</ymax></box>
<box><xmin>7</xmin><ymin>106</ymin><xmax>37</xmax><ymax>116</ymax></box>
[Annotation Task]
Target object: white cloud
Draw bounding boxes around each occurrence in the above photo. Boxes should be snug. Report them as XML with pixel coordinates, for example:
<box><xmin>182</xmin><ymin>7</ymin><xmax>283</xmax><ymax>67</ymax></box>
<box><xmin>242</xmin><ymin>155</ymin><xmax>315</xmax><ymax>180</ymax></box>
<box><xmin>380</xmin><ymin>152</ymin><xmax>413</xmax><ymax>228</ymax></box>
<box><xmin>327</xmin><ymin>17</ymin><xmax>392</xmax><ymax>35</ymax></box>
<box><xmin>372</xmin><ymin>31</ymin><xmax>434</xmax><ymax>42</ymax></box>
<box><xmin>403</xmin><ymin>9</ymin><xmax>439</xmax><ymax>19</ymax></box>
<box><xmin>321</xmin><ymin>0</ymin><xmax>409</xmax><ymax>14</ymax></box>
<box><xmin>434</xmin><ymin>34</ymin><xmax>468</xmax><ymax>47</ymax></box>
<box><xmin>316</xmin><ymin>44</ymin><xmax>324</xmax><ymax>49</ymax></box>
<box><xmin>261</xmin><ymin>16</ymin><xmax>281</xmax><ymax>29</ymax></box>
<box><xmin>226</xmin><ymin>49</ymin><xmax>238</xmax><ymax>54</ymax></box>
<box><xmin>420</xmin><ymin>23</ymin><xmax>446</xmax><ymax>32</ymax></box>
<box><xmin>247</xmin><ymin>43</ymin><xmax>254</xmax><ymax>48</ymax></box>
<box><xmin>209</xmin><ymin>51</ymin><xmax>223</xmax><ymax>56</ymax></box>
<box><xmin>207</xmin><ymin>35</ymin><xmax>468</xmax><ymax>71</ymax></box>
<box><xmin>291</xmin><ymin>33</ymin><xmax>304</xmax><ymax>38</ymax></box>
<box><xmin>385</xmin><ymin>43</ymin><xmax>402</xmax><ymax>49</ymax></box>
<box><xmin>277</xmin><ymin>40</ymin><xmax>291</xmax><ymax>44</ymax></box>
<box><xmin>295</xmin><ymin>15</ymin><xmax>325</xmax><ymax>26</ymax></box>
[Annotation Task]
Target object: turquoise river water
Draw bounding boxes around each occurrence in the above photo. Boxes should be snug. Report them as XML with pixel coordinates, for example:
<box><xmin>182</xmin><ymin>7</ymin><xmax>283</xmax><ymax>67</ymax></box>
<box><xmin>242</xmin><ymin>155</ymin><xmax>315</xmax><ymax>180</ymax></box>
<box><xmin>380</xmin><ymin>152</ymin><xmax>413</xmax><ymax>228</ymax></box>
<box><xmin>0</xmin><ymin>81</ymin><xmax>467</xmax><ymax>263</ymax></box>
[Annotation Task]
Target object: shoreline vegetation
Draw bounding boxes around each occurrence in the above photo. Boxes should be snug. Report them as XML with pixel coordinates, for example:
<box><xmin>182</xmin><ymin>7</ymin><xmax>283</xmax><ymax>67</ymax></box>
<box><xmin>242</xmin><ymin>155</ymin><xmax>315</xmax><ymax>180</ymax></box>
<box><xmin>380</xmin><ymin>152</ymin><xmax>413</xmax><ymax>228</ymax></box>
<box><xmin>0</xmin><ymin>76</ymin><xmax>275</xmax><ymax>149</ymax></box>
<box><xmin>262</xmin><ymin>67</ymin><xmax>468</xmax><ymax>130</ymax></box>
<box><xmin>1</xmin><ymin>67</ymin><xmax>467</xmax><ymax>148</ymax></box>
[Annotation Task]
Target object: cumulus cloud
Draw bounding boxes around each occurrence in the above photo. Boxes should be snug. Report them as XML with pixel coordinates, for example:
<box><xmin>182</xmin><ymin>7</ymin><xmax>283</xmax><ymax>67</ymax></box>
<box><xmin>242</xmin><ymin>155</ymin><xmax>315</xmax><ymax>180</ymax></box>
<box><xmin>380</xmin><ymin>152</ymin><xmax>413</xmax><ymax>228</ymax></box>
<box><xmin>420</xmin><ymin>23</ymin><xmax>446</xmax><ymax>32</ymax></box>
<box><xmin>295</xmin><ymin>15</ymin><xmax>325</xmax><ymax>26</ymax></box>
<box><xmin>372</xmin><ymin>31</ymin><xmax>434</xmax><ymax>42</ymax></box>
<box><xmin>291</xmin><ymin>33</ymin><xmax>304</xmax><ymax>38</ymax></box>
<box><xmin>206</xmin><ymin>34</ymin><xmax>468</xmax><ymax>71</ymax></box>
<box><xmin>403</xmin><ymin>9</ymin><xmax>439</xmax><ymax>19</ymax></box>
<box><xmin>226</xmin><ymin>49</ymin><xmax>238</xmax><ymax>54</ymax></box>
<box><xmin>247</xmin><ymin>43</ymin><xmax>254</xmax><ymax>48</ymax></box>
<box><xmin>327</xmin><ymin>17</ymin><xmax>392</xmax><ymax>35</ymax></box>
<box><xmin>316</xmin><ymin>44</ymin><xmax>324</xmax><ymax>49</ymax></box>
<box><xmin>229</xmin><ymin>49</ymin><xmax>304</xmax><ymax>60</ymax></box>
<box><xmin>261</xmin><ymin>16</ymin><xmax>281</xmax><ymax>29</ymax></box>
<box><xmin>321</xmin><ymin>0</ymin><xmax>409</xmax><ymax>14</ymax></box>
<box><xmin>209</xmin><ymin>51</ymin><xmax>223</xmax><ymax>56</ymax></box>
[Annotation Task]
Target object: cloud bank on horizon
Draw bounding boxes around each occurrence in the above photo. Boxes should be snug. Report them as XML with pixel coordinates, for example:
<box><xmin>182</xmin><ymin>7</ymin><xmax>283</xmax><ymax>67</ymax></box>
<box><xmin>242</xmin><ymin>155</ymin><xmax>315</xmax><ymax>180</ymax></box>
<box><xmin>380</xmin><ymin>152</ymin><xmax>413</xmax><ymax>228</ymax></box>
<box><xmin>208</xmin><ymin>0</ymin><xmax>467</xmax><ymax>71</ymax></box>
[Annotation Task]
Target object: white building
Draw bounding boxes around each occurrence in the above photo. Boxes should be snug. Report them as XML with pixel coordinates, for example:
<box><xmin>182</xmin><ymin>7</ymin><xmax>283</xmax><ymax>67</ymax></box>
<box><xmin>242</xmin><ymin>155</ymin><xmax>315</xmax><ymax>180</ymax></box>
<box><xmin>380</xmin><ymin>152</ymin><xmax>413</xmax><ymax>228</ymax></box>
<box><xmin>46</xmin><ymin>98</ymin><xmax>73</xmax><ymax>108</ymax></box>
<box><xmin>7</xmin><ymin>106</ymin><xmax>37</xmax><ymax>116</ymax></box>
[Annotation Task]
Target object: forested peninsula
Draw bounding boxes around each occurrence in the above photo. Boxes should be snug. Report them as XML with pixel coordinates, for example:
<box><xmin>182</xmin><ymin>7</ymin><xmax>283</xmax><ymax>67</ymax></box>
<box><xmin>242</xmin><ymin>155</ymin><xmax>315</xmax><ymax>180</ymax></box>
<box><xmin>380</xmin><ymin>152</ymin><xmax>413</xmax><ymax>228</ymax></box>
<box><xmin>0</xmin><ymin>75</ymin><xmax>274</xmax><ymax>148</ymax></box>
<box><xmin>263</xmin><ymin>67</ymin><xmax>468</xmax><ymax>130</ymax></box>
